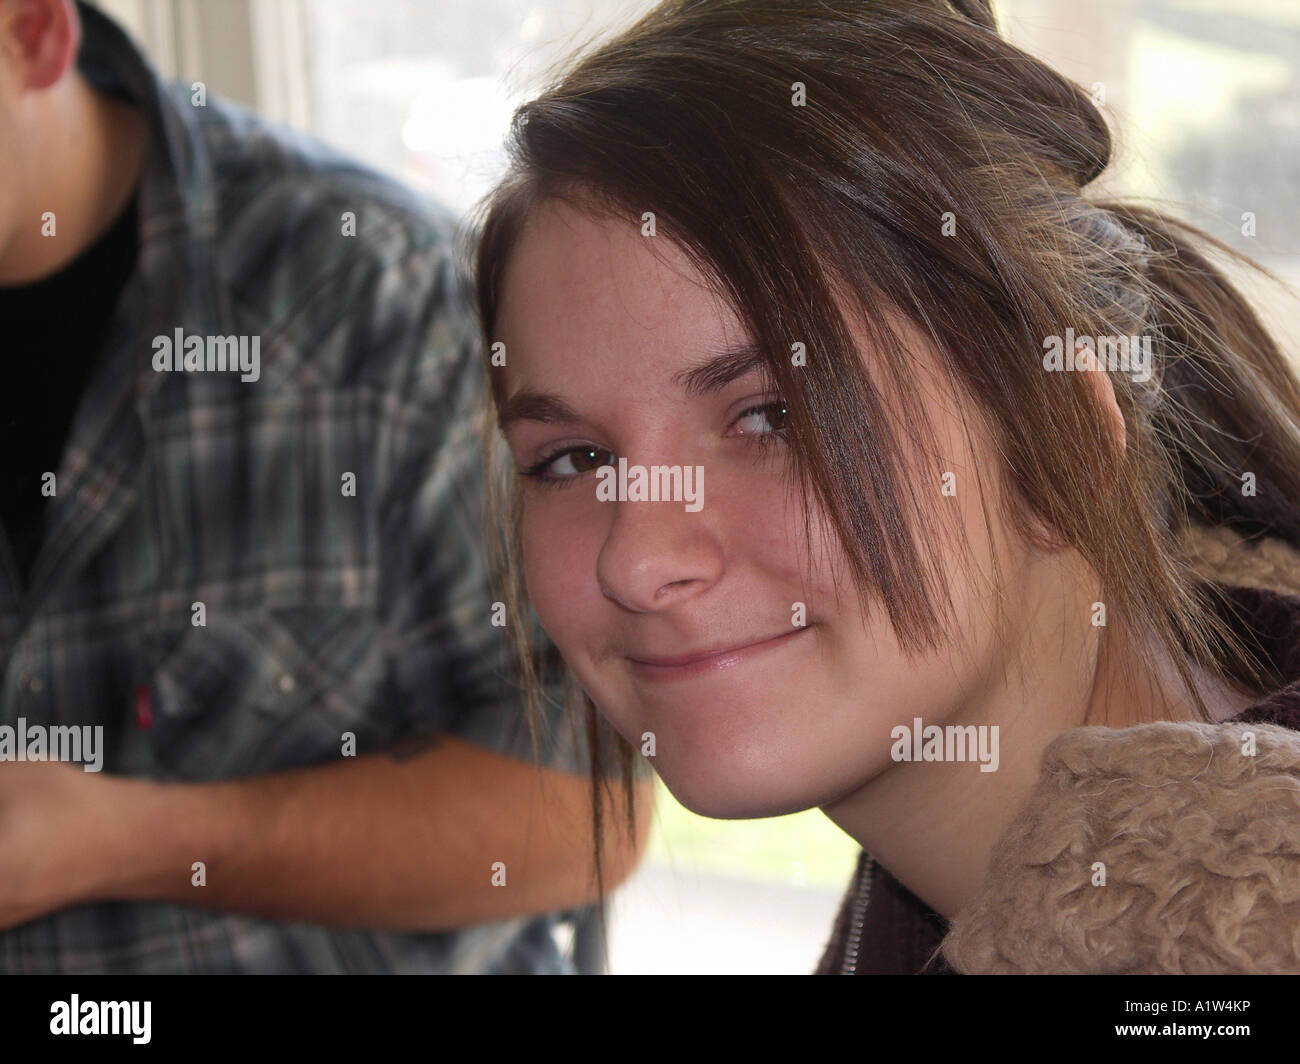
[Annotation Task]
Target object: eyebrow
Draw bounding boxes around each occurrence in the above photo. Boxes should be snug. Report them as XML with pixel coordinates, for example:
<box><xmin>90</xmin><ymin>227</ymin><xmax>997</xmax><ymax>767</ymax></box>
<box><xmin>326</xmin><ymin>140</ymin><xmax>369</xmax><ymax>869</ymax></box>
<box><xmin>673</xmin><ymin>341</ymin><xmax>767</xmax><ymax>397</ymax></box>
<box><xmin>496</xmin><ymin>341</ymin><xmax>767</xmax><ymax>430</ymax></box>
<box><xmin>495</xmin><ymin>391</ymin><xmax>582</xmax><ymax>430</ymax></box>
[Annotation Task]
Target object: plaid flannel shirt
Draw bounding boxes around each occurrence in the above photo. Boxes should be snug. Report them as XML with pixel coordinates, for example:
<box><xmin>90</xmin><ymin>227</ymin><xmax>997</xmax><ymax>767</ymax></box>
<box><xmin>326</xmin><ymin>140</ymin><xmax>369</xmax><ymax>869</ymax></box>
<box><xmin>0</xmin><ymin>1</ymin><xmax>588</xmax><ymax>973</ymax></box>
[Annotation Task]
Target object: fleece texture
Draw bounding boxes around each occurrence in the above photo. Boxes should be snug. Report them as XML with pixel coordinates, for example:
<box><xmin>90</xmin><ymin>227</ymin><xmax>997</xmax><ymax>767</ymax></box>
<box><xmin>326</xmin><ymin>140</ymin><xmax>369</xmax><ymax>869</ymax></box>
<box><xmin>939</xmin><ymin>719</ymin><xmax>1300</xmax><ymax>973</ymax></box>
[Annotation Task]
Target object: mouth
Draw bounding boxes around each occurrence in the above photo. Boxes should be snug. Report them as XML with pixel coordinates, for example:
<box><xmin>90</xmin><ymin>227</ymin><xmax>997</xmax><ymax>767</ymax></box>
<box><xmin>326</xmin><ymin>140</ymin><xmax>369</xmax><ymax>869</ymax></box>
<box><xmin>626</xmin><ymin>626</ymin><xmax>813</xmax><ymax>682</ymax></box>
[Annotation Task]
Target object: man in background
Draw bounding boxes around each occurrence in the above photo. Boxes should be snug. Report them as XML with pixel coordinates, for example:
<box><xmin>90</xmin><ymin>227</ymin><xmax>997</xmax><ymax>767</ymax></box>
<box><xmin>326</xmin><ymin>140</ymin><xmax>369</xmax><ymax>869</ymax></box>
<box><xmin>0</xmin><ymin>0</ymin><xmax>648</xmax><ymax>972</ymax></box>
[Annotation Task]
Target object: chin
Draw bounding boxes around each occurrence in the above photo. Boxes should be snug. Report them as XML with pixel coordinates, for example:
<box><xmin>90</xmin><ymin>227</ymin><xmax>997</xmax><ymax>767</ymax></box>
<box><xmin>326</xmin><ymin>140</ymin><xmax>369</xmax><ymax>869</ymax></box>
<box><xmin>655</xmin><ymin>757</ymin><xmax>829</xmax><ymax>821</ymax></box>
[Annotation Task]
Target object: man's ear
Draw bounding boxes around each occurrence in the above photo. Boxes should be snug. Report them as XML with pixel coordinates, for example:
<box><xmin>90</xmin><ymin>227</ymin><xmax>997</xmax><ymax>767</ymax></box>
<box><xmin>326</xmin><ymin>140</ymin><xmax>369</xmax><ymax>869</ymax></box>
<box><xmin>2</xmin><ymin>0</ymin><xmax>79</xmax><ymax>92</ymax></box>
<box><xmin>1076</xmin><ymin>340</ymin><xmax>1127</xmax><ymax>454</ymax></box>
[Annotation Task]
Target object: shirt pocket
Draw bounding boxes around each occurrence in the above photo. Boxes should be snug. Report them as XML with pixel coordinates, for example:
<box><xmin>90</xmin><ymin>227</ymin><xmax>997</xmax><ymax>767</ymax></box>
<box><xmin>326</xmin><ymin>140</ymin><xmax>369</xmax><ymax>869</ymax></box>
<box><xmin>147</xmin><ymin>606</ymin><xmax>389</xmax><ymax>779</ymax></box>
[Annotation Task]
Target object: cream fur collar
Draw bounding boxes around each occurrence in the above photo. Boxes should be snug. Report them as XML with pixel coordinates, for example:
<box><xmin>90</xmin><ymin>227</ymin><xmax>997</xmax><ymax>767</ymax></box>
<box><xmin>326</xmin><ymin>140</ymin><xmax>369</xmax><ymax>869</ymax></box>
<box><xmin>940</xmin><ymin>719</ymin><xmax>1300</xmax><ymax>973</ymax></box>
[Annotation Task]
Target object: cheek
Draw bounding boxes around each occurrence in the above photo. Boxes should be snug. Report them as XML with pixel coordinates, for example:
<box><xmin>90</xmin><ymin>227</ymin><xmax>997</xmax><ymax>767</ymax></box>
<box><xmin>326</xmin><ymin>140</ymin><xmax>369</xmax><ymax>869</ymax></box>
<box><xmin>710</xmin><ymin>462</ymin><xmax>832</xmax><ymax>599</ymax></box>
<box><xmin>519</xmin><ymin>492</ymin><xmax>606</xmax><ymax>651</ymax></box>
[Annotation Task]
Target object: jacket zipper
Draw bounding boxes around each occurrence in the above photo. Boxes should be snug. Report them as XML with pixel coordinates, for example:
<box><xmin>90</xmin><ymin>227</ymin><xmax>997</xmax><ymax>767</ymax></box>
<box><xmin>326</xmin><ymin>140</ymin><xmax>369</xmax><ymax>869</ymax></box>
<box><xmin>840</xmin><ymin>853</ymin><xmax>875</xmax><ymax>975</ymax></box>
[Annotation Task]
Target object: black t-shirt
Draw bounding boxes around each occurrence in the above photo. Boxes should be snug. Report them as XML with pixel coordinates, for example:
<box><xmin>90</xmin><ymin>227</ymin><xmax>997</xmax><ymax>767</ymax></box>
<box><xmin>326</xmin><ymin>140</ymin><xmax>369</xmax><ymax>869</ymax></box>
<box><xmin>0</xmin><ymin>193</ymin><xmax>140</xmax><ymax>590</ymax></box>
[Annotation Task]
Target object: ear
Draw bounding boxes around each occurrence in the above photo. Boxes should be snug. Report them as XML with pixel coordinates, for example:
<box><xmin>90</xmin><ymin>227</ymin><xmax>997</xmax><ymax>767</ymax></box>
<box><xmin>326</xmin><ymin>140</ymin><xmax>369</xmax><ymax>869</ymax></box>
<box><xmin>1075</xmin><ymin>340</ymin><xmax>1127</xmax><ymax>454</ymax></box>
<box><xmin>1017</xmin><ymin>340</ymin><xmax>1128</xmax><ymax>554</ymax></box>
<box><xmin>2</xmin><ymin>0</ymin><xmax>79</xmax><ymax>92</ymax></box>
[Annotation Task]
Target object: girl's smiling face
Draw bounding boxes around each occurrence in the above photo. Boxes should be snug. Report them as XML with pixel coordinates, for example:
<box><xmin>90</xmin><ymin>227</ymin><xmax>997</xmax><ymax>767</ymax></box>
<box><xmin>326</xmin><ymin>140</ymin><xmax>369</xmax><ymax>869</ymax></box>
<box><xmin>493</xmin><ymin>198</ymin><xmax>1027</xmax><ymax>819</ymax></box>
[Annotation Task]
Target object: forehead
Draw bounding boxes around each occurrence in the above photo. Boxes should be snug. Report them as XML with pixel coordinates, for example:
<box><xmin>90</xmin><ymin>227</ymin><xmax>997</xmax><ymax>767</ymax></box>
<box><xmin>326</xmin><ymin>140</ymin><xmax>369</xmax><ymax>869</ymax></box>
<box><xmin>495</xmin><ymin>200</ymin><xmax>747</xmax><ymax>386</ymax></box>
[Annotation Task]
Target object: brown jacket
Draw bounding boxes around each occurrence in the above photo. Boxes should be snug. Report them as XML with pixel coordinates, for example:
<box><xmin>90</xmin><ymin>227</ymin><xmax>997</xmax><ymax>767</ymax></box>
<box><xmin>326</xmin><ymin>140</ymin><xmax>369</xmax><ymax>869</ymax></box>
<box><xmin>816</xmin><ymin>525</ymin><xmax>1300</xmax><ymax>974</ymax></box>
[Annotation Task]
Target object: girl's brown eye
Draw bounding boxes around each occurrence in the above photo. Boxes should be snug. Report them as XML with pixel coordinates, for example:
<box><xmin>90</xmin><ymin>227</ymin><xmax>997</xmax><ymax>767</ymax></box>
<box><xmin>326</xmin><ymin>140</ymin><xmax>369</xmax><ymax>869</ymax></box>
<box><xmin>525</xmin><ymin>444</ymin><xmax>617</xmax><ymax>482</ymax></box>
<box><xmin>734</xmin><ymin>401</ymin><xmax>789</xmax><ymax>436</ymax></box>
<box><xmin>565</xmin><ymin>446</ymin><xmax>615</xmax><ymax>474</ymax></box>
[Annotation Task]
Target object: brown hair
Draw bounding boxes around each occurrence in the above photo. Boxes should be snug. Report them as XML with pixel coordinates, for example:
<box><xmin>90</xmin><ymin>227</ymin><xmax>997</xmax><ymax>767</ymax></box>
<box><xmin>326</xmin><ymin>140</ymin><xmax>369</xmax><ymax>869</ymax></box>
<box><xmin>470</xmin><ymin>0</ymin><xmax>1300</xmax><ymax>932</ymax></box>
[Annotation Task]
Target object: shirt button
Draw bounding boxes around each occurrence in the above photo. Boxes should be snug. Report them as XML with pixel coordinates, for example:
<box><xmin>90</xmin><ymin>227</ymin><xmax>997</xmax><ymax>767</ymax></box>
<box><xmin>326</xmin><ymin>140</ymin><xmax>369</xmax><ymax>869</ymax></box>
<box><xmin>25</xmin><ymin>674</ymin><xmax>43</xmax><ymax>694</ymax></box>
<box><xmin>277</xmin><ymin>673</ymin><xmax>296</xmax><ymax>694</ymax></box>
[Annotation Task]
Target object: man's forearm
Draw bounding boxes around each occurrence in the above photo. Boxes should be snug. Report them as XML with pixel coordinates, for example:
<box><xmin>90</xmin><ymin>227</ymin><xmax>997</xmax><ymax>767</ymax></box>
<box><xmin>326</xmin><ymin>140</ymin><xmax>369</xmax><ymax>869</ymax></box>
<box><xmin>90</xmin><ymin>736</ymin><xmax>651</xmax><ymax>932</ymax></box>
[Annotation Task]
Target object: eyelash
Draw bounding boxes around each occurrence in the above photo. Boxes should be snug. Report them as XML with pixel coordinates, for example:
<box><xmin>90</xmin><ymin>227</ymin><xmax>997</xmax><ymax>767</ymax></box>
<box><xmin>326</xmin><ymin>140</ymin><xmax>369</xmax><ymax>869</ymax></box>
<box><xmin>521</xmin><ymin>400</ymin><xmax>789</xmax><ymax>488</ymax></box>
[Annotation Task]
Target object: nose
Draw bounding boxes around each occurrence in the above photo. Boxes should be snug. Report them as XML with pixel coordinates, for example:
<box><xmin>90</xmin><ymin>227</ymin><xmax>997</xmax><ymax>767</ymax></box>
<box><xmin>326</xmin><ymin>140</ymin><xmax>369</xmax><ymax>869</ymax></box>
<box><xmin>596</xmin><ymin>493</ymin><xmax>723</xmax><ymax>612</ymax></box>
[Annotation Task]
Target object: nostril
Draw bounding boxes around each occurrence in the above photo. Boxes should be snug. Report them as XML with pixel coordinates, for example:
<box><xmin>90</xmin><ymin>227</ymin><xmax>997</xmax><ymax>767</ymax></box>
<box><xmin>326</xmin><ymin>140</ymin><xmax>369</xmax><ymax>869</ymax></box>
<box><xmin>654</xmin><ymin>578</ymin><xmax>697</xmax><ymax>601</ymax></box>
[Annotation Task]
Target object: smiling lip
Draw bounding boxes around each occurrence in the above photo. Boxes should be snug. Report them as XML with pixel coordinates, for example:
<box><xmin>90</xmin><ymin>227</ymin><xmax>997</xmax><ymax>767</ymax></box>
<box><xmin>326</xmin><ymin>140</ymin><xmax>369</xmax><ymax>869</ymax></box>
<box><xmin>626</xmin><ymin>627</ymin><xmax>811</xmax><ymax>680</ymax></box>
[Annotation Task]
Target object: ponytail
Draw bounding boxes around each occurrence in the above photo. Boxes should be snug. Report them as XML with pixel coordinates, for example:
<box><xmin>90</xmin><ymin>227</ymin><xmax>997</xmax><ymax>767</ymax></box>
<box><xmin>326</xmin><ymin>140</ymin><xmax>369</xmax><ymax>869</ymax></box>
<box><xmin>1100</xmin><ymin>203</ymin><xmax>1300</xmax><ymax>546</ymax></box>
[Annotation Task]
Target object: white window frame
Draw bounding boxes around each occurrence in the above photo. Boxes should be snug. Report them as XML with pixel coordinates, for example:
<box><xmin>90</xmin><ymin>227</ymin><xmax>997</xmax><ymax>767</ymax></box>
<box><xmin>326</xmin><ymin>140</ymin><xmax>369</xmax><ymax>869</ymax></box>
<box><xmin>90</xmin><ymin>0</ymin><xmax>312</xmax><ymax>129</ymax></box>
